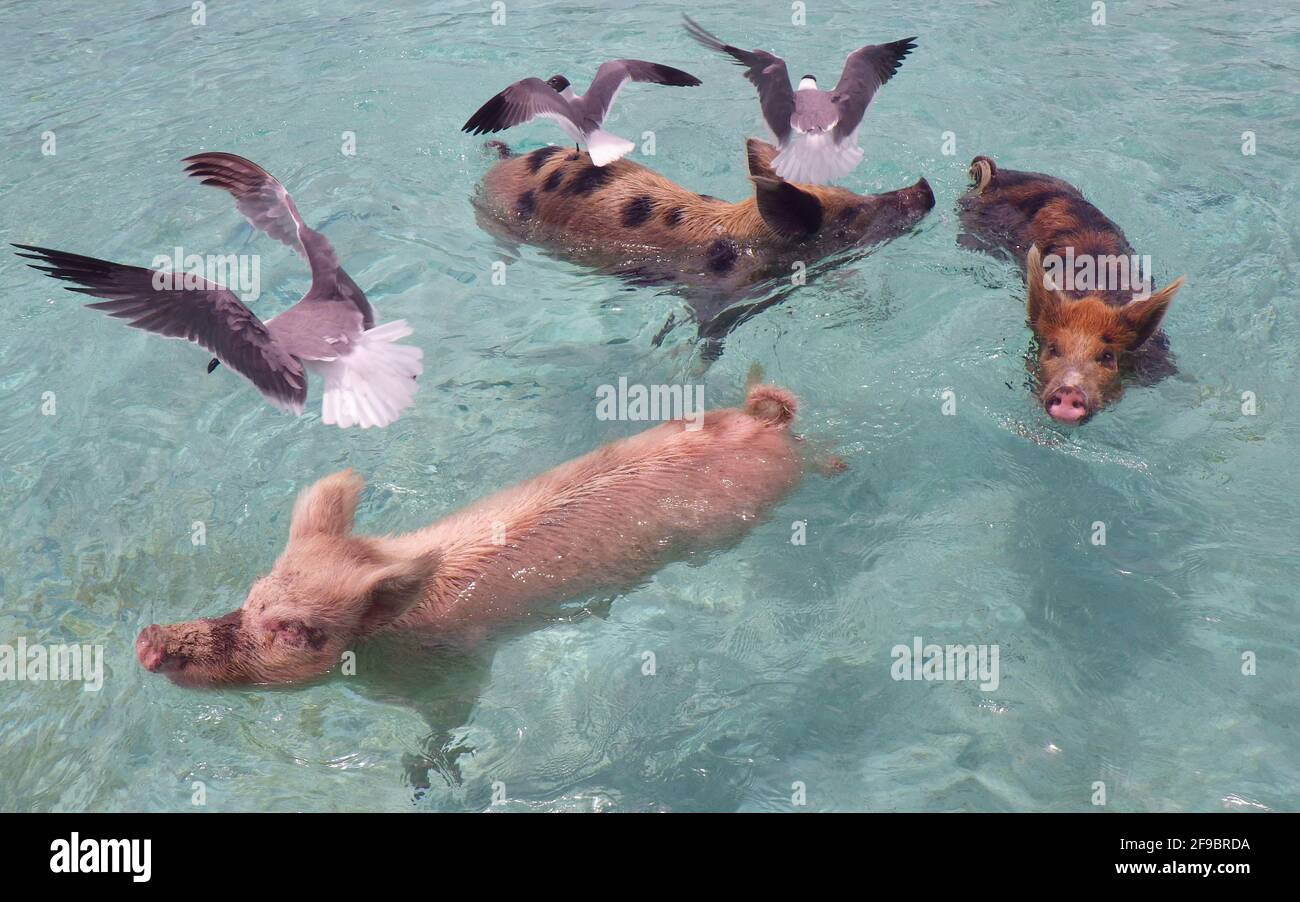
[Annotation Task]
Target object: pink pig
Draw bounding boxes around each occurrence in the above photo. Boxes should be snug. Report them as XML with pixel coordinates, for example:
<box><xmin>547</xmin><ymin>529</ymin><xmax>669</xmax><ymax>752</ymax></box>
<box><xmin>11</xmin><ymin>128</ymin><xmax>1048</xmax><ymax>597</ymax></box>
<box><xmin>136</xmin><ymin>384</ymin><xmax>806</xmax><ymax>687</ymax></box>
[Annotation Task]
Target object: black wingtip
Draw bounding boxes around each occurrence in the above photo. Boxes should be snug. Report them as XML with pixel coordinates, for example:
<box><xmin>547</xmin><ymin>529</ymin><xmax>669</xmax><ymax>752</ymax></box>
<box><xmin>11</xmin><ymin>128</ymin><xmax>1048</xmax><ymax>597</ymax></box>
<box><xmin>12</xmin><ymin>242</ymin><xmax>57</xmax><ymax>261</ymax></box>
<box><xmin>649</xmin><ymin>62</ymin><xmax>702</xmax><ymax>87</ymax></box>
<box><xmin>461</xmin><ymin>92</ymin><xmax>509</xmax><ymax>135</ymax></box>
<box><xmin>892</xmin><ymin>37</ymin><xmax>919</xmax><ymax>61</ymax></box>
<box><xmin>207</xmin><ymin>358</ymin><xmax>221</xmax><ymax>373</ymax></box>
<box><xmin>681</xmin><ymin>14</ymin><xmax>722</xmax><ymax>51</ymax></box>
<box><xmin>180</xmin><ymin>151</ymin><xmax>257</xmax><ymax>166</ymax></box>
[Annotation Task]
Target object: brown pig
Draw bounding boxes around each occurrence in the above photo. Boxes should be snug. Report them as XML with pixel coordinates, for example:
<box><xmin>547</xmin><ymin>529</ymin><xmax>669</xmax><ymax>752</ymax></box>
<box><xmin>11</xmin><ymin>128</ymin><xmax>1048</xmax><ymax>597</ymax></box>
<box><xmin>475</xmin><ymin>138</ymin><xmax>934</xmax><ymax>297</ymax></box>
<box><xmin>958</xmin><ymin>155</ymin><xmax>1185</xmax><ymax>424</ymax></box>
<box><xmin>136</xmin><ymin>385</ymin><xmax>806</xmax><ymax>687</ymax></box>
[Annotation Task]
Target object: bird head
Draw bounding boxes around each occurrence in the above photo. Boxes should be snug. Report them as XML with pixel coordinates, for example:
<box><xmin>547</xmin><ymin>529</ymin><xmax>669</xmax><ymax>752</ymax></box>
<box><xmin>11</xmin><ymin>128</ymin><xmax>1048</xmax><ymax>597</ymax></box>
<box><xmin>545</xmin><ymin>75</ymin><xmax>571</xmax><ymax>93</ymax></box>
<box><xmin>798</xmin><ymin>75</ymin><xmax>818</xmax><ymax>90</ymax></box>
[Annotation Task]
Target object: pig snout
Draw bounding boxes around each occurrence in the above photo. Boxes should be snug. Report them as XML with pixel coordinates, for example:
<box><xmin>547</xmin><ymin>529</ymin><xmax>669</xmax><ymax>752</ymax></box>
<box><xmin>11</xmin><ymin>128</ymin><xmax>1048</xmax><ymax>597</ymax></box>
<box><xmin>904</xmin><ymin>177</ymin><xmax>936</xmax><ymax>213</ymax></box>
<box><xmin>1046</xmin><ymin>386</ymin><xmax>1089</xmax><ymax>424</ymax></box>
<box><xmin>881</xmin><ymin>177</ymin><xmax>934</xmax><ymax>219</ymax></box>
<box><xmin>136</xmin><ymin>624</ymin><xmax>184</xmax><ymax>673</ymax></box>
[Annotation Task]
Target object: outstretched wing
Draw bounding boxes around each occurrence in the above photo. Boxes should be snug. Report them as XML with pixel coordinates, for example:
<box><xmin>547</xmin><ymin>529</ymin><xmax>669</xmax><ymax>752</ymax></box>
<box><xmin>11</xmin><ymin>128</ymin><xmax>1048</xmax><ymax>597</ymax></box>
<box><xmin>683</xmin><ymin>15</ymin><xmax>794</xmax><ymax>143</ymax></box>
<box><xmin>830</xmin><ymin>37</ymin><xmax>916</xmax><ymax>141</ymax></box>
<box><xmin>14</xmin><ymin>244</ymin><xmax>306</xmax><ymax>413</ymax></box>
<box><xmin>576</xmin><ymin>59</ymin><xmax>701</xmax><ymax>128</ymax></box>
<box><xmin>462</xmin><ymin>78</ymin><xmax>578</xmax><ymax>135</ymax></box>
<box><xmin>181</xmin><ymin>152</ymin><xmax>373</xmax><ymax>327</ymax></box>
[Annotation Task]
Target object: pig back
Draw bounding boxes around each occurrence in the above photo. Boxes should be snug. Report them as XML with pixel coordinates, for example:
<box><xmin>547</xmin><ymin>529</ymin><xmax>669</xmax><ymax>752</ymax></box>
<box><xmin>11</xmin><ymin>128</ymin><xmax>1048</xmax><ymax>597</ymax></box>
<box><xmin>404</xmin><ymin>397</ymin><xmax>803</xmax><ymax>630</ymax></box>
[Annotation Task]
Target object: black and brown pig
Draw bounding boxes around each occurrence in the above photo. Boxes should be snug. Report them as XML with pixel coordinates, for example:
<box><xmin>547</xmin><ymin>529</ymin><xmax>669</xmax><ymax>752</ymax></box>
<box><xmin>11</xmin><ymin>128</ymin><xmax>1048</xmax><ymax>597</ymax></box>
<box><xmin>475</xmin><ymin>138</ymin><xmax>934</xmax><ymax>298</ymax></box>
<box><xmin>958</xmin><ymin>155</ymin><xmax>1185</xmax><ymax>424</ymax></box>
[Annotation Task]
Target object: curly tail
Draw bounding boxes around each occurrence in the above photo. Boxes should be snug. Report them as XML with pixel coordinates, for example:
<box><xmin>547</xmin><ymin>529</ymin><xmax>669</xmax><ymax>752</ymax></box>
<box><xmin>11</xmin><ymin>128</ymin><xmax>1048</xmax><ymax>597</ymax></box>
<box><xmin>745</xmin><ymin>384</ymin><xmax>797</xmax><ymax>427</ymax></box>
<box><xmin>969</xmin><ymin>155</ymin><xmax>997</xmax><ymax>193</ymax></box>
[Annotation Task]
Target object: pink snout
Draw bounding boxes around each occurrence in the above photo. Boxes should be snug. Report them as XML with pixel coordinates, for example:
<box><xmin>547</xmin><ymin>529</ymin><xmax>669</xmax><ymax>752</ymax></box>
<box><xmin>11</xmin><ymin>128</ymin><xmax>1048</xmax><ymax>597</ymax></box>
<box><xmin>136</xmin><ymin>625</ymin><xmax>174</xmax><ymax>673</ymax></box>
<box><xmin>1046</xmin><ymin>387</ymin><xmax>1089</xmax><ymax>424</ymax></box>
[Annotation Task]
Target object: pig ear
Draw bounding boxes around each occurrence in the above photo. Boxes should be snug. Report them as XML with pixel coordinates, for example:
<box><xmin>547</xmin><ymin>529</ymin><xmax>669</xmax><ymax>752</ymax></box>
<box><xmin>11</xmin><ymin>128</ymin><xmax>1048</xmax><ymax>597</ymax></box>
<box><xmin>1121</xmin><ymin>276</ymin><xmax>1183</xmax><ymax>349</ymax></box>
<box><xmin>745</xmin><ymin>138</ymin><xmax>780</xmax><ymax>177</ymax></box>
<box><xmin>752</xmin><ymin>175</ymin><xmax>824</xmax><ymax>239</ymax></box>
<box><xmin>290</xmin><ymin>469</ymin><xmax>364</xmax><ymax>540</ymax></box>
<box><xmin>1025</xmin><ymin>245</ymin><xmax>1063</xmax><ymax>328</ymax></box>
<box><xmin>357</xmin><ymin>550</ymin><xmax>440</xmax><ymax>634</ymax></box>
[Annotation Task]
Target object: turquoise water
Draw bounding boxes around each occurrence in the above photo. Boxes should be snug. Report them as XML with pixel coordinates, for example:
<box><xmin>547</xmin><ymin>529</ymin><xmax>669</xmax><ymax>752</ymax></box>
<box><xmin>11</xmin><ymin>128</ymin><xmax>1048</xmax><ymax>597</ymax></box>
<box><xmin>1</xmin><ymin>0</ymin><xmax>1296</xmax><ymax>812</ymax></box>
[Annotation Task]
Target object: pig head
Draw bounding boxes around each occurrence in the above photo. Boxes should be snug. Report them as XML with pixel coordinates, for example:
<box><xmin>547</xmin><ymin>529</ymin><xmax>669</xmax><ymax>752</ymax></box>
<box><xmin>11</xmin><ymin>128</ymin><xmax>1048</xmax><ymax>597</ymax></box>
<box><xmin>136</xmin><ymin>470</ymin><xmax>440</xmax><ymax>687</ymax></box>
<box><xmin>958</xmin><ymin>155</ymin><xmax>1185</xmax><ymax>423</ymax></box>
<box><xmin>475</xmin><ymin>138</ymin><xmax>934</xmax><ymax>294</ymax></box>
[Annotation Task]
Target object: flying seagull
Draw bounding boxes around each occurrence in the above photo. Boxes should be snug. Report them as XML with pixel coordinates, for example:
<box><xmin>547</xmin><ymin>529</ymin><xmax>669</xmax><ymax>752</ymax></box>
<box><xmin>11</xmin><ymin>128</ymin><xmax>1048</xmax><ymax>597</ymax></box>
<box><xmin>683</xmin><ymin>15</ymin><xmax>916</xmax><ymax>185</ymax></box>
<box><xmin>14</xmin><ymin>153</ymin><xmax>422</xmax><ymax>429</ymax></box>
<box><xmin>462</xmin><ymin>59</ymin><xmax>702</xmax><ymax>166</ymax></box>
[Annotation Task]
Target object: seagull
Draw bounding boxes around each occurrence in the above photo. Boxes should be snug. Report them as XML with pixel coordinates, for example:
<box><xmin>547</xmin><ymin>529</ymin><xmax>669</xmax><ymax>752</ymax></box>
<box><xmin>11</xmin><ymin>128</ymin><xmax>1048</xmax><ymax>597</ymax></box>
<box><xmin>683</xmin><ymin>15</ymin><xmax>916</xmax><ymax>185</ymax></box>
<box><xmin>462</xmin><ymin>59</ymin><xmax>702</xmax><ymax>166</ymax></box>
<box><xmin>14</xmin><ymin>153</ymin><xmax>423</xmax><ymax>429</ymax></box>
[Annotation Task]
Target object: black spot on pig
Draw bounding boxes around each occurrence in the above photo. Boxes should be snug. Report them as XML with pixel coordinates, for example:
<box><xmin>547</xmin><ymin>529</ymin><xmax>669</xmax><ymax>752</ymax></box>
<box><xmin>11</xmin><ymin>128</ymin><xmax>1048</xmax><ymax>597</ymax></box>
<box><xmin>527</xmin><ymin>146</ymin><xmax>563</xmax><ymax>174</ymax></box>
<box><xmin>564</xmin><ymin>164</ymin><xmax>615</xmax><ymax>197</ymax></box>
<box><xmin>664</xmin><ymin>207</ymin><xmax>685</xmax><ymax>227</ymax></box>
<box><xmin>622</xmin><ymin>195</ymin><xmax>653</xmax><ymax>228</ymax></box>
<box><xmin>516</xmin><ymin>190</ymin><xmax>536</xmax><ymax>219</ymax></box>
<box><xmin>541</xmin><ymin>168</ymin><xmax>564</xmax><ymax>192</ymax></box>
<box><xmin>706</xmin><ymin>238</ymin><xmax>739</xmax><ymax>274</ymax></box>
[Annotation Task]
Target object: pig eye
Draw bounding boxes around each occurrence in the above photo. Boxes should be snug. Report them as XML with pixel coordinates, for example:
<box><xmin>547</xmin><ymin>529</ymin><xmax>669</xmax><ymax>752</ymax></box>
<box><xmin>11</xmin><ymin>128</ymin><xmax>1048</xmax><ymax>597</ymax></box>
<box><xmin>1044</xmin><ymin>342</ymin><xmax>1060</xmax><ymax>358</ymax></box>
<box><xmin>270</xmin><ymin>619</ymin><xmax>325</xmax><ymax>650</ymax></box>
<box><xmin>1097</xmin><ymin>349</ymin><xmax>1116</xmax><ymax>367</ymax></box>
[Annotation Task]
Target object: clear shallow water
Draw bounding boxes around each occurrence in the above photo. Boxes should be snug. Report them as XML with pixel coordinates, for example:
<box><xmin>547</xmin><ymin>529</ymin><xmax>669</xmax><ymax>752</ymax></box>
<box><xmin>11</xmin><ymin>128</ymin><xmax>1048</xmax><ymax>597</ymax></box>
<box><xmin>1</xmin><ymin>0</ymin><xmax>1296</xmax><ymax>812</ymax></box>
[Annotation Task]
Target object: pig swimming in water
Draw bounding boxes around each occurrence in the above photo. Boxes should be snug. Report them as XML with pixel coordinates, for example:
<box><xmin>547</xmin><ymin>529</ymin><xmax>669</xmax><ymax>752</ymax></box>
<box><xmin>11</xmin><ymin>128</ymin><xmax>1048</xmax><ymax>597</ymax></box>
<box><xmin>958</xmin><ymin>155</ymin><xmax>1186</xmax><ymax>424</ymax></box>
<box><xmin>136</xmin><ymin>384</ymin><xmax>807</xmax><ymax>687</ymax></box>
<box><xmin>475</xmin><ymin>138</ymin><xmax>934</xmax><ymax>350</ymax></box>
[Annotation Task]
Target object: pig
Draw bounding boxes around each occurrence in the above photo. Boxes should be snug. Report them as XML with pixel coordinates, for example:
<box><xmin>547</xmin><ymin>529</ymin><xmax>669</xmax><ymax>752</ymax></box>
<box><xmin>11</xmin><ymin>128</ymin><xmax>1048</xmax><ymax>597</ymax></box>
<box><xmin>136</xmin><ymin>384</ymin><xmax>807</xmax><ymax>687</ymax></box>
<box><xmin>958</xmin><ymin>155</ymin><xmax>1185</xmax><ymax>424</ymax></box>
<box><xmin>474</xmin><ymin>138</ymin><xmax>934</xmax><ymax>354</ymax></box>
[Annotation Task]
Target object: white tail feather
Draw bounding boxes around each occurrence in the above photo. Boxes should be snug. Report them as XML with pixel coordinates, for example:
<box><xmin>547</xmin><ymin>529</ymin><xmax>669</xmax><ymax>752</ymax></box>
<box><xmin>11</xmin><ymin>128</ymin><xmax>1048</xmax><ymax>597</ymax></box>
<box><xmin>773</xmin><ymin>131</ymin><xmax>864</xmax><ymax>185</ymax></box>
<box><xmin>313</xmin><ymin>320</ymin><xmax>423</xmax><ymax>429</ymax></box>
<box><xmin>585</xmin><ymin>129</ymin><xmax>635</xmax><ymax>167</ymax></box>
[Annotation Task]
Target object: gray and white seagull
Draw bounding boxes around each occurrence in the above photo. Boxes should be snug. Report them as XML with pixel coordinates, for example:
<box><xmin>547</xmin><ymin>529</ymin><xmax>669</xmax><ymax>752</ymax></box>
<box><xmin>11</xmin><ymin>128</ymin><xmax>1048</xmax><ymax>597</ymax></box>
<box><xmin>684</xmin><ymin>15</ymin><xmax>917</xmax><ymax>185</ymax></box>
<box><xmin>14</xmin><ymin>153</ymin><xmax>422</xmax><ymax>429</ymax></box>
<box><xmin>462</xmin><ymin>59</ymin><xmax>702</xmax><ymax>166</ymax></box>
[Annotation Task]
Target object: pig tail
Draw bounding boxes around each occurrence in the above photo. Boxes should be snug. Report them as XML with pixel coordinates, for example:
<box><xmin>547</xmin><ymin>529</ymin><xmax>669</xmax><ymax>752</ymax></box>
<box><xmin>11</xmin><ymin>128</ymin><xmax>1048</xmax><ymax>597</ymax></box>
<box><xmin>969</xmin><ymin>156</ymin><xmax>996</xmax><ymax>193</ymax></box>
<box><xmin>745</xmin><ymin>385</ymin><xmax>798</xmax><ymax>427</ymax></box>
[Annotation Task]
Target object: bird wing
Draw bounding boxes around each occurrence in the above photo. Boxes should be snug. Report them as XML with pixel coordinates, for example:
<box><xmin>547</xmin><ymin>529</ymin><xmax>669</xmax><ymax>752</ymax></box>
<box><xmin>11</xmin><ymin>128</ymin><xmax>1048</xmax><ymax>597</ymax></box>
<box><xmin>462</xmin><ymin>77</ymin><xmax>579</xmax><ymax>135</ymax></box>
<box><xmin>14</xmin><ymin>244</ymin><xmax>307</xmax><ymax>413</ymax></box>
<box><xmin>181</xmin><ymin>152</ymin><xmax>374</xmax><ymax>329</ymax></box>
<box><xmin>830</xmin><ymin>37</ymin><xmax>917</xmax><ymax>141</ymax></box>
<box><xmin>574</xmin><ymin>59</ymin><xmax>701</xmax><ymax>128</ymax></box>
<box><xmin>683</xmin><ymin>15</ymin><xmax>795</xmax><ymax>144</ymax></box>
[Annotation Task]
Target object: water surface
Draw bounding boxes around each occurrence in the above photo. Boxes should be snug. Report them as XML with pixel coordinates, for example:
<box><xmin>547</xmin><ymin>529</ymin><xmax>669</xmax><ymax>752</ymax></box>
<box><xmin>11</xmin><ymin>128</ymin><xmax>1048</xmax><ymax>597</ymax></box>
<box><xmin>0</xmin><ymin>0</ymin><xmax>1296</xmax><ymax>811</ymax></box>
